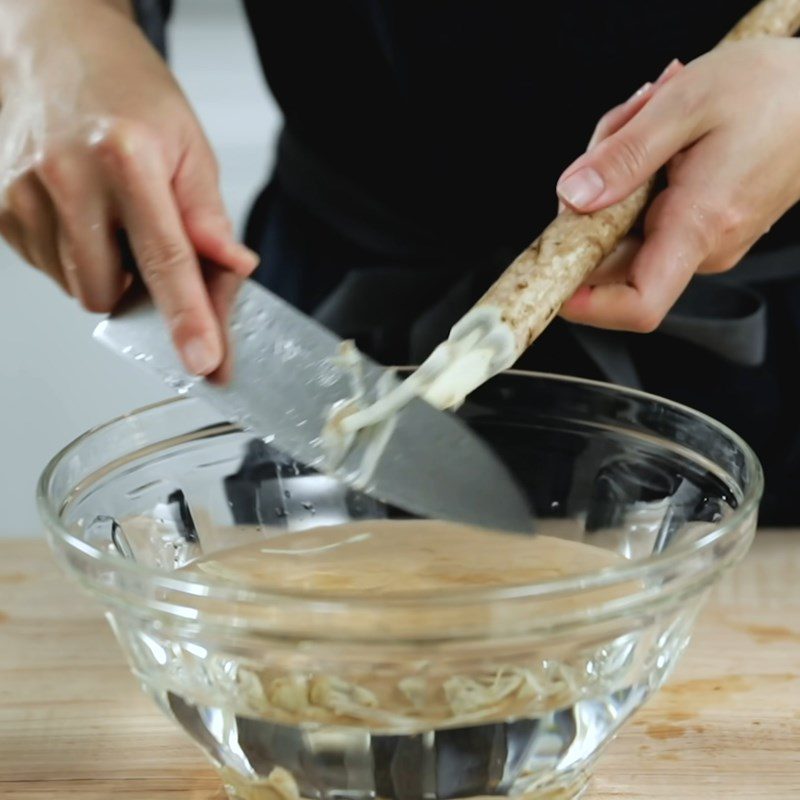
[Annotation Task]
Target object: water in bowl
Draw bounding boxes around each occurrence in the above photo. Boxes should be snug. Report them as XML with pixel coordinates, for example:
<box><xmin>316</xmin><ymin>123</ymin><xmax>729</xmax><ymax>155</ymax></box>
<box><xmin>117</xmin><ymin>520</ymin><xmax>695</xmax><ymax>800</ymax></box>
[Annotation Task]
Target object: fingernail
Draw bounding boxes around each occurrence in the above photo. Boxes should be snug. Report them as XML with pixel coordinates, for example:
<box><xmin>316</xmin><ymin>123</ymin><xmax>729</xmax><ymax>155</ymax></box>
<box><xmin>657</xmin><ymin>58</ymin><xmax>681</xmax><ymax>84</ymax></box>
<box><xmin>557</xmin><ymin>167</ymin><xmax>605</xmax><ymax>209</ymax></box>
<box><xmin>183</xmin><ymin>335</ymin><xmax>219</xmax><ymax>376</ymax></box>
<box><xmin>628</xmin><ymin>82</ymin><xmax>653</xmax><ymax>103</ymax></box>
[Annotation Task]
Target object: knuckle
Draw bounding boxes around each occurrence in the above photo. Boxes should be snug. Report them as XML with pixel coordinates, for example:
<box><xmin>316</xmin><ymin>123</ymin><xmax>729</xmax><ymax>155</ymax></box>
<box><xmin>630</xmin><ymin>302</ymin><xmax>664</xmax><ymax>334</ymax></box>
<box><xmin>703</xmin><ymin>249</ymin><xmax>747</xmax><ymax>275</ymax></box>
<box><xmin>718</xmin><ymin>202</ymin><xmax>748</xmax><ymax>237</ymax></box>
<box><xmin>691</xmin><ymin>217</ymin><xmax>719</xmax><ymax>257</ymax></box>
<box><xmin>687</xmin><ymin>188</ymin><xmax>751</xmax><ymax>265</ymax></box>
<box><xmin>93</xmin><ymin>120</ymin><xmax>157</xmax><ymax>176</ymax></box>
<box><xmin>137</xmin><ymin>238</ymin><xmax>190</xmax><ymax>286</ymax></box>
<box><xmin>70</xmin><ymin>275</ymin><xmax>119</xmax><ymax>315</ymax></box>
<box><xmin>673</xmin><ymin>82</ymin><xmax>705</xmax><ymax>121</ymax></box>
<box><xmin>682</xmin><ymin>200</ymin><xmax>728</xmax><ymax>257</ymax></box>
<box><xmin>658</xmin><ymin>65</ymin><xmax>706</xmax><ymax>121</ymax></box>
<box><xmin>37</xmin><ymin>153</ymin><xmax>75</xmax><ymax>193</ymax></box>
<box><xmin>183</xmin><ymin>204</ymin><xmax>229</xmax><ymax>235</ymax></box>
<box><xmin>171</xmin><ymin>310</ymin><xmax>212</xmax><ymax>341</ymax></box>
<box><xmin>71</xmin><ymin>267</ymin><xmax>127</xmax><ymax>313</ymax></box>
<box><xmin>603</xmin><ymin>133</ymin><xmax>650</xmax><ymax>181</ymax></box>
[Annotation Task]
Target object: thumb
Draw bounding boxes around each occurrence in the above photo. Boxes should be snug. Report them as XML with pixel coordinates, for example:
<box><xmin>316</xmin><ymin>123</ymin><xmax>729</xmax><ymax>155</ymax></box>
<box><xmin>556</xmin><ymin>72</ymin><xmax>704</xmax><ymax>213</ymax></box>
<box><xmin>174</xmin><ymin>138</ymin><xmax>260</xmax><ymax>276</ymax></box>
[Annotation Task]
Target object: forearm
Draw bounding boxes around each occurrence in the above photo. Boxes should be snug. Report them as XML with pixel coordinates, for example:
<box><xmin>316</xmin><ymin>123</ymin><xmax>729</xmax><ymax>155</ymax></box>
<box><xmin>0</xmin><ymin>0</ymin><xmax>132</xmax><ymax>24</ymax></box>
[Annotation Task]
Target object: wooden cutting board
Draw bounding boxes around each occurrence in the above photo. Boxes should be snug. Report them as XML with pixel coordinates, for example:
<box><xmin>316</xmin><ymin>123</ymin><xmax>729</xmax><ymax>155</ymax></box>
<box><xmin>1</xmin><ymin>533</ymin><xmax>799</xmax><ymax>799</ymax></box>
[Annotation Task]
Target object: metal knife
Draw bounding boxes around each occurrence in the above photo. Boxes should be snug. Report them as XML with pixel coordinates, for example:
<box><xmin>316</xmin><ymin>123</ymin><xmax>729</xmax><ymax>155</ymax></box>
<box><xmin>94</xmin><ymin>280</ymin><xmax>531</xmax><ymax>533</ymax></box>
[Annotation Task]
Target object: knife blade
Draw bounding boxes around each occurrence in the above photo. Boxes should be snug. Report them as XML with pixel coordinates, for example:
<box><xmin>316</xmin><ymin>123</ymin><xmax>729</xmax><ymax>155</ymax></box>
<box><xmin>94</xmin><ymin>280</ymin><xmax>531</xmax><ymax>533</ymax></box>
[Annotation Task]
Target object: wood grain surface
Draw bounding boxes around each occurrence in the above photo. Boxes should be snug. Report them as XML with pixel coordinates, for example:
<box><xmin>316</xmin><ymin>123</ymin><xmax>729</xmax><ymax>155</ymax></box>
<box><xmin>1</xmin><ymin>533</ymin><xmax>799</xmax><ymax>799</ymax></box>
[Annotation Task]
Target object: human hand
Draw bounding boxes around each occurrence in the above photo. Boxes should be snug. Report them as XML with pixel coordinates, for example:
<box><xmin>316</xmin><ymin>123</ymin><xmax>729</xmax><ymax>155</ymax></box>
<box><xmin>556</xmin><ymin>40</ymin><xmax>800</xmax><ymax>333</ymax></box>
<box><xmin>0</xmin><ymin>0</ymin><xmax>258</xmax><ymax>378</ymax></box>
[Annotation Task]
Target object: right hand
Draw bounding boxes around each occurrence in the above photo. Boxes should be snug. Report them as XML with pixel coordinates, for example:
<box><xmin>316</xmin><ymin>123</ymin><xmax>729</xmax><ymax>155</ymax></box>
<box><xmin>0</xmin><ymin>0</ymin><xmax>259</xmax><ymax>378</ymax></box>
<box><xmin>555</xmin><ymin>60</ymin><xmax>684</xmax><ymax>327</ymax></box>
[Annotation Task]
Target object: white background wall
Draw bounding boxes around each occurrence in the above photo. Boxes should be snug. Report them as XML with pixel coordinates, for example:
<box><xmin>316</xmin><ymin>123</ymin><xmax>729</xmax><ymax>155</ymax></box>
<box><xmin>0</xmin><ymin>1</ymin><xmax>281</xmax><ymax>537</ymax></box>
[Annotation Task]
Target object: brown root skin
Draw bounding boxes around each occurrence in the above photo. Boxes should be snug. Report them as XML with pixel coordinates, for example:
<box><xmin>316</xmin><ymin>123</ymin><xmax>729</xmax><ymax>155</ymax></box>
<box><xmin>477</xmin><ymin>181</ymin><xmax>652</xmax><ymax>358</ymax></box>
<box><xmin>725</xmin><ymin>0</ymin><xmax>800</xmax><ymax>41</ymax></box>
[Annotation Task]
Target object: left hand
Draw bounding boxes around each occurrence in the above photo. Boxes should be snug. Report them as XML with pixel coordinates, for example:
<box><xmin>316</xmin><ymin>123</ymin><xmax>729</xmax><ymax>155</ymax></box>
<box><xmin>555</xmin><ymin>39</ymin><xmax>800</xmax><ymax>333</ymax></box>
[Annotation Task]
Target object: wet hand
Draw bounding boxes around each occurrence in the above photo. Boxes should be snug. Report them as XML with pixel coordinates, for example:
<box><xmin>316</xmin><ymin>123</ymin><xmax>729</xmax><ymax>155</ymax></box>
<box><xmin>556</xmin><ymin>41</ymin><xmax>800</xmax><ymax>333</ymax></box>
<box><xmin>0</xmin><ymin>0</ymin><xmax>259</xmax><ymax>377</ymax></box>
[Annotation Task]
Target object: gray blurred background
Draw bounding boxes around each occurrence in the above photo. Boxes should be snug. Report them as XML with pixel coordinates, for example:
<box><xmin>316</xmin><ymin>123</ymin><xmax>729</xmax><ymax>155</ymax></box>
<box><xmin>0</xmin><ymin>1</ymin><xmax>281</xmax><ymax>537</ymax></box>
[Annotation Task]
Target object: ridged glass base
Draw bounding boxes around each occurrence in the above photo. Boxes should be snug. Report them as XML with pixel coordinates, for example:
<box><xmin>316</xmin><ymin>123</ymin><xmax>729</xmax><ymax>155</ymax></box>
<box><xmin>220</xmin><ymin>766</ymin><xmax>590</xmax><ymax>800</ymax></box>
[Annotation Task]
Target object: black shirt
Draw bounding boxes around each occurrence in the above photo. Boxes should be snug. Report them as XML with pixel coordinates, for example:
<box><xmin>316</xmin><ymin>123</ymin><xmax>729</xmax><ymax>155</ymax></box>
<box><xmin>239</xmin><ymin>1</ymin><xmax>799</xmax><ymax>260</ymax></box>
<box><xmin>138</xmin><ymin>1</ymin><xmax>798</xmax><ymax>259</ymax></box>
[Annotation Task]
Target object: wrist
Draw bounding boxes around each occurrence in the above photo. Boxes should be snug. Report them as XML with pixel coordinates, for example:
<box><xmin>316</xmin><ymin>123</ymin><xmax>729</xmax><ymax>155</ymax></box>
<box><xmin>0</xmin><ymin>0</ymin><xmax>134</xmax><ymax>99</ymax></box>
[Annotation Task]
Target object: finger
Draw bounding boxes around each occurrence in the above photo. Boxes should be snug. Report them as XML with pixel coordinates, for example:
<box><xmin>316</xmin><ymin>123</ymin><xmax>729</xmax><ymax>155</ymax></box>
<box><xmin>561</xmin><ymin>86</ymin><xmax>654</xmax><ymax>214</ymax></box>
<box><xmin>587</xmin><ymin>83</ymin><xmax>655</xmax><ymax>153</ymax></box>
<box><xmin>578</xmin><ymin>236</ymin><xmax>642</xmax><ymax>287</ymax></box>
<box><xmin>586</xmin><ymin>58</ymin><xmax>684</xmax><ymax>152</ymax></box>
<box><xmin>0</xmin><ymin>211</ymin><xmax>31</xmax><ymax>263</ymax></box>
<box><xmin>557</xmin><ymin>68</ymin><xmax>707</xmax><ymax>212</ymax></box>
<box><xmin>568</xmin><ymin>60</ymin><xmax>684</xmax><ymax>213</ymax></box>
<box><xmin>559</xmin><ymin>185</ymin><xmax>715</xmax><ymax>332</ymax></box>
<box><xmin>560</xmin><ymin>237</ymin><xmax>642</xmax><ymax>320</ymax></box>
<box><xmin>96</xmin><ymin>125</ymin><xmax>223</xmax><ymax>375</ymax></box>
<box><xmin>665</xmin><ymin>132</ymin><xmax>760</xmax><ymax>276</ymax></box>
<box><xmin>666</xmin><ymin>150</ymin><xmax>690</xmax><ymax>177</ymax></box>
<box><xmin>54</xmin><ymin>218</ymin><xmax>131</xmax><ymax>312</ymax></box>
<box><xmin>654</xmin><ymin>58</ymin><xmax>684</xmax><ymax>88</ymax></box>
<box><xmin>697</xmin><ymin>241</ymin><xmax>754</xmax><ymax>275</ymax></box>
<box><xmin>173</xmin><ymin>137</ymin><xmax>259</xmax><ymax>276</ymax></box>
<box><xmin>38</xmin><ymin>157</ymin><xmax>128</xmax><ymax>309</ymax></box>
<box><xmin>205</xmin><ymin>269</ymin><xmax>245</xmax><ymax>385</ymax></box>
<box><xmin>4</xmin><ymin>175</ymin><xmax>69</xmax><ymax>292</ymax></box>
<box><xmin>588</xmin><ymin>62</ymin><xmax>685</xmax><ymax>154</ymax></box>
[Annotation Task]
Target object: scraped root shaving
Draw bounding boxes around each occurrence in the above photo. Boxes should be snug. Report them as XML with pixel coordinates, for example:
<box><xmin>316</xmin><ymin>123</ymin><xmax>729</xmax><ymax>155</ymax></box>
<box><xmin>321</xmin><ymin>341</ymin><xmax>399</xmax><ymax>489</ymax></box>
<box><xmin>220</xmin><ymin>765</ymin><xmax>300</xmax><ymax>800</ymax></box>
<box><xmin>321</xmin><ymin>310</ymin><xmax>516</xmax><ymax>475</ymax></box>
<box><xmin>352</xmin><ymin>307</ymin><xmax>515</xmax><ymax>422</ymax></box>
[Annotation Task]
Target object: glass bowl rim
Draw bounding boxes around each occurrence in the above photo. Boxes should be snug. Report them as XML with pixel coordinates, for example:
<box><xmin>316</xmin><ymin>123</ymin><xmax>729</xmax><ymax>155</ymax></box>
<box><xmin>37</xmin><ymin>369</ymin><xmax>763</xmax><ymax>609</ymax></box>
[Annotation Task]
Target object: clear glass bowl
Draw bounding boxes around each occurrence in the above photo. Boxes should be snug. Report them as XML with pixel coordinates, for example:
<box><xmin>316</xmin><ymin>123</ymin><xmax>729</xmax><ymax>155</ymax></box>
<box><xmin>38</xmin><ymin>371</ymin><xmax>761</xmax><ymax>800</ymax></box>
